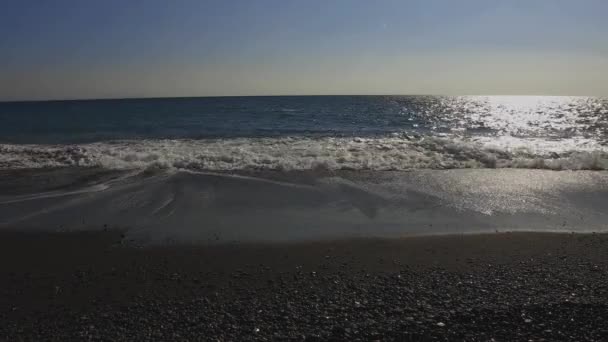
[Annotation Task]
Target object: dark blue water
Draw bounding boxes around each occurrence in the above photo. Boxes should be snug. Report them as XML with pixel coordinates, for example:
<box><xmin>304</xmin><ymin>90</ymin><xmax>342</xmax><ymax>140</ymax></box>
<box><xmin>0</xmin><ymin>96</ymin><xmax>430</xmax><ymax>143</ymax></box>
<box><xmin>3</xmin><ymin>95</ymin><xmax>606</xmax><ymax>144</ymax></box>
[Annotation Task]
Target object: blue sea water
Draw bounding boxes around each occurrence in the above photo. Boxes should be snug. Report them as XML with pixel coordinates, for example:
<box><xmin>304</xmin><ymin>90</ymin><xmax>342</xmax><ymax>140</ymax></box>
<box><xmin>1</xmin><ymin>95</ymin><xmax>607</xmax><ymax>171</ymax></box>
<box><xmin>1</xmin><ymin>96</ymin><xmax>442</xmax><ymax>143</ymax></box>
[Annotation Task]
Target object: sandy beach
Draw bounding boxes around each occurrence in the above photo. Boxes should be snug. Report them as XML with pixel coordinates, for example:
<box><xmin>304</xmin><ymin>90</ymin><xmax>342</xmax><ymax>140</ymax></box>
<box><xmin>2</xmin><ymin>230</ymin><xmax>608</xmax><ymax>341</ymax></box>
<box><xmin>1</xmin><ymin>169</ymin><xmax>608</xmax><ymax>340</ymax></box>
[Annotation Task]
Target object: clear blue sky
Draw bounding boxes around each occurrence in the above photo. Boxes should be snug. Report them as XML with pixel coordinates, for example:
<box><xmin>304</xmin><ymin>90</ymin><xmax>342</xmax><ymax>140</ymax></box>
<box><xmin>1</xmin><ymin>0</ymin><xmax>607</xmax><ymax>100</ymax></box>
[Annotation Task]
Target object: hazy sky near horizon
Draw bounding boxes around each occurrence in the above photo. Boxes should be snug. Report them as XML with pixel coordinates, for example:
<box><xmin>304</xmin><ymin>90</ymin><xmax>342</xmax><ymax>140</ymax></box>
<box><xmin>1</xmin><ymin>0</ymin><xmax>607</xmax><ymax>101</ymax></box>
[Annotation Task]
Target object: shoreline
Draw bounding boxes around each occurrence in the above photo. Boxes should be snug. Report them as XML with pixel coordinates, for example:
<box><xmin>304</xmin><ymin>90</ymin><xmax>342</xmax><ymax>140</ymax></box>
<box><xmin>2</xmin><ymin>230</ymin><xmax>608</xmax><ymax>340</ymax></box>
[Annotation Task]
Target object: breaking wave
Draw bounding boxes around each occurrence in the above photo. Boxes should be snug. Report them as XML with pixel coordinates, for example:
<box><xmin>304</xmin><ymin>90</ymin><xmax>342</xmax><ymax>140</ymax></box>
<box><xmin>1</xmin><ymin>135</ymin><xmax>607</xmax><ymax>171</ymax></box>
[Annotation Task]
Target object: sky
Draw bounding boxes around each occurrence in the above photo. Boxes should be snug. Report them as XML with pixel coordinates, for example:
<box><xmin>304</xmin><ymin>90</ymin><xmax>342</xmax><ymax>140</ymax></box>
<box><xmin>1</xmin><ymin>0</ymin><xmax>607</xmax><ymax>101</ymax></box>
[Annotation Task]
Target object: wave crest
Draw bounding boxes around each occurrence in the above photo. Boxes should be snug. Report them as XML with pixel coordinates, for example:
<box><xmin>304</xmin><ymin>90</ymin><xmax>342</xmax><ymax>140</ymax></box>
<box><xmin>1</xmin><ymin>136</ymin><xmax>607</xmax><ymax>171</ymax></box>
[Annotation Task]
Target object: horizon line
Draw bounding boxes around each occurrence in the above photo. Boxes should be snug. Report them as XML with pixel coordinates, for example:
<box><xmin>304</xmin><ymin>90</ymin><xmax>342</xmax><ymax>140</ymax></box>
<box><xmin>0</xmin><ymin>93</ymin><xmax>602</xmax><ymax>104</ymax></box>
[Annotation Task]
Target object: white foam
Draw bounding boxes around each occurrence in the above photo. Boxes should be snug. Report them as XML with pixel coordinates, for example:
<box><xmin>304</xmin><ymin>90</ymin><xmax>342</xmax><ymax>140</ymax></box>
<box><xmin>1</xmin><ymin>135</ymin><xmax>607</xmax><ymax>171</ymax></box>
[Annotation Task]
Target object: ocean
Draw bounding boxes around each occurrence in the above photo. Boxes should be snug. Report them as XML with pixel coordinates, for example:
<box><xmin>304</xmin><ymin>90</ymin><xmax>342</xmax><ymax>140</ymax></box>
<box><xmin>1</xmin><ymin>95</ymin><xmax>607</xmax><ymax>171</ymax></box>
<box><xmin>1</xmin><ymin>95</ymin><xmax>608</xmax><ymax>243</ymax></box>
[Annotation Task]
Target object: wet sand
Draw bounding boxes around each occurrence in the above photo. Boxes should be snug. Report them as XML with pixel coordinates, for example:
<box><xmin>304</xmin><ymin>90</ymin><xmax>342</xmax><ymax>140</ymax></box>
<box><xmin>2</xmin><ymin>231</ymin><xmax>608</xmax><ymax>341</ymax></box>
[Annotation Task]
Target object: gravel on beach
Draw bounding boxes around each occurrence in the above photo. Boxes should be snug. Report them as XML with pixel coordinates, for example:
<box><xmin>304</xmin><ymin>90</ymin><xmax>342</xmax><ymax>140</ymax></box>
<box><xmin>2</xmin><ymin>231</ymin><xmax>608</xmax><ymax>341</ymax></box>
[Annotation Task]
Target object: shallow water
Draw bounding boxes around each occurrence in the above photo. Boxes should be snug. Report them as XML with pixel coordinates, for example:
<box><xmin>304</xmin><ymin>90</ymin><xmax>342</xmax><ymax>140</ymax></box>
<box><xmin>1</xmin><ymin>168</ymin><xmax>606</xmax><ymax>244</ymax></box>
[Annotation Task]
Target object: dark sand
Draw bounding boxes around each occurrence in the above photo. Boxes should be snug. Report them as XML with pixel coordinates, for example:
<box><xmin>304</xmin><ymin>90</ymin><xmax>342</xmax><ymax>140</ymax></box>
<box><xmin>2</xmin><ymin>231</ymin><xmax>608</xmax><ymax>341</ymax></box>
